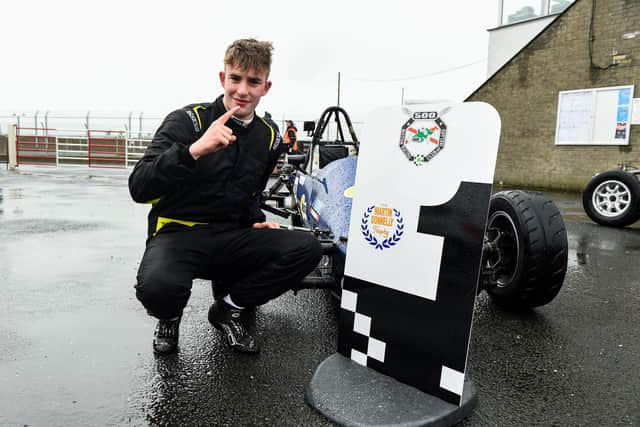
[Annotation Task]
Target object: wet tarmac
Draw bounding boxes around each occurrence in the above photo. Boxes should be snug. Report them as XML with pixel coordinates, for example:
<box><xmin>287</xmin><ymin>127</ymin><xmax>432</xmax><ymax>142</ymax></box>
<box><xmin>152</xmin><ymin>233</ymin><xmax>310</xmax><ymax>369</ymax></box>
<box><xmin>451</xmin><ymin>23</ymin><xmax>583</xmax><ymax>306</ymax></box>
<box><xmin>1</xmin><ymin>166</ymin><xmax>639</xmax><ymax>426</ymax></box>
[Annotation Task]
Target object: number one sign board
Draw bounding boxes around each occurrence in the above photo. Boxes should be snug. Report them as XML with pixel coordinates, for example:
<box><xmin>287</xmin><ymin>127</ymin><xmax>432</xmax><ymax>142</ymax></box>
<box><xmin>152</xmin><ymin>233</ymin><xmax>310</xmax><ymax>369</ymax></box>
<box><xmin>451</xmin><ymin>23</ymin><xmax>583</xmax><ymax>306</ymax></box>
<box><xmin>338</xmin><ymin>102</ymin><xmax>501</xmax><ymax>405</ymax></box>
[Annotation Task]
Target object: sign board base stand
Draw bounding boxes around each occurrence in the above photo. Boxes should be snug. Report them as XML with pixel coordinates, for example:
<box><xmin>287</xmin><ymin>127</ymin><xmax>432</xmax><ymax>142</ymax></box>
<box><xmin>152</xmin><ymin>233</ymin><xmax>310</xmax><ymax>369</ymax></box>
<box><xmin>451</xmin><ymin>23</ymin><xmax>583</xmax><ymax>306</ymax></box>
<box><xmin>306</xmin><ymin>353</ymin><xmax>477</xmax><ymax>426</ymax></box>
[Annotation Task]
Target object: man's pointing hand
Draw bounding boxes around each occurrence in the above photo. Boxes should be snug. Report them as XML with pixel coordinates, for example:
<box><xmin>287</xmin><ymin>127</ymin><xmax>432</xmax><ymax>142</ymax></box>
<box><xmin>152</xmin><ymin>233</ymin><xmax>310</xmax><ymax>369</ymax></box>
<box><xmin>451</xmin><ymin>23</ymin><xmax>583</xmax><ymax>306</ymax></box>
<box><xmin>189</xmin><ymin>106</ymin><xmax>241</xmax><ymax>160</ymax></box>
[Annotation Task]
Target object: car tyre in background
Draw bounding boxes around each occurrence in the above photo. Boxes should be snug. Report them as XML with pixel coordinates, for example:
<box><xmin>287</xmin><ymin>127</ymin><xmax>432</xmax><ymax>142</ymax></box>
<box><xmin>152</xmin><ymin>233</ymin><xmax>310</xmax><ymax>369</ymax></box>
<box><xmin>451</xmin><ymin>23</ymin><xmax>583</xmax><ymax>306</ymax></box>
<box><xmin>484</xmin><ymin>190</ymin><xmax>568</xmax><ymax>310</ymax></box>
<box><xmin>582</xmin><ymin>170</ymin><xmax>640</xmax><ymax>227</ymax></box>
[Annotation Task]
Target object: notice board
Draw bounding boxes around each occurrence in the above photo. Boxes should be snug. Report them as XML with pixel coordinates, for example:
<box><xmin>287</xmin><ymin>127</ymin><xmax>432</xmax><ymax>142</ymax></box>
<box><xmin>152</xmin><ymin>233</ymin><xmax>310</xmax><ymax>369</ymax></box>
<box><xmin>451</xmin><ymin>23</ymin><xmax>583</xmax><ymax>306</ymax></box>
<box><xmin>555</xmin><ymin>85</ymin><xmax>634</xmax><ymax>145</ymax></box>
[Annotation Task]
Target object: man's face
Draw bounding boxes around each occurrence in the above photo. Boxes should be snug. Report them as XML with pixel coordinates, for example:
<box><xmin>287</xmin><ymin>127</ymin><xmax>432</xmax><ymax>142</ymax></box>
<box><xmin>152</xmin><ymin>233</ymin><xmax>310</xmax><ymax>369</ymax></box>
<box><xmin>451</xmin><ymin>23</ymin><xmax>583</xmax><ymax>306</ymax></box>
<box><xmin>219</xmin><ymin>63</ymin><xmax>271</xmax><ymax>120</ymax></box>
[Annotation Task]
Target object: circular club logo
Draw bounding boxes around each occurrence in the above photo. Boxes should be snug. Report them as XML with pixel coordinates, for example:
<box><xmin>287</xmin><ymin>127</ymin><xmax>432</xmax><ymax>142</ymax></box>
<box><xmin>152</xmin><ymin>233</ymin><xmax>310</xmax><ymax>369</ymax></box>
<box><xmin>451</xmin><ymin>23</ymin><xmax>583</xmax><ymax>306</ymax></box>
<box><xmin>361</xmin><ymin>206</ymin><xmax>404</xmax><ymax>250</ymax></box>
<box><xmin>399</xmin><ymin>111</ymin><xmax>447</xmax><ymax>166</ymax></box>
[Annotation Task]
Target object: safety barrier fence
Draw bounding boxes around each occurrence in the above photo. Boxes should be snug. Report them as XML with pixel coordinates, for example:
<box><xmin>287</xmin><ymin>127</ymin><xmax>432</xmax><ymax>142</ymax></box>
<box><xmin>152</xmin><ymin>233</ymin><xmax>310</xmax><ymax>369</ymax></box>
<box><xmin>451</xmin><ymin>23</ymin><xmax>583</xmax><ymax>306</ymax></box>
<box><xmin>9</xmin><ymin>118</ymin><xmax>363</xmax><ymax>169</ymax></box>
<box><xmin>15</xmin><ymin>126</ymin><xmax>150</xmax><ymax>168</ymax></box>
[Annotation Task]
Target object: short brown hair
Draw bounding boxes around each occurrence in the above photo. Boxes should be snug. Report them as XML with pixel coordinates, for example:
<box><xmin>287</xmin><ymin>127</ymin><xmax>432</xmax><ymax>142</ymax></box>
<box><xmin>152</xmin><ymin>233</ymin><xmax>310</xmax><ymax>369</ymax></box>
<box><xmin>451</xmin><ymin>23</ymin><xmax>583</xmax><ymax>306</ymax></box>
<box><xmin>224</xmin><ymin>38</ymin><xmax>273</xmax><ymax>74</ymax></box>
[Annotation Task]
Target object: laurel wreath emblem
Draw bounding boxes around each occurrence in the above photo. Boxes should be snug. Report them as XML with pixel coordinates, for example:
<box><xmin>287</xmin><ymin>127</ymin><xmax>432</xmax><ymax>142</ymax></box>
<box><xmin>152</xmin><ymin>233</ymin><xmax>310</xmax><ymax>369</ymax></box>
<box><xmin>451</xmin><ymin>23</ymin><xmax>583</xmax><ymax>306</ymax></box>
<box><xmin>361</xmin><ymin>206</ymin><xmax>404</xmax><ymax>250</ymax></box>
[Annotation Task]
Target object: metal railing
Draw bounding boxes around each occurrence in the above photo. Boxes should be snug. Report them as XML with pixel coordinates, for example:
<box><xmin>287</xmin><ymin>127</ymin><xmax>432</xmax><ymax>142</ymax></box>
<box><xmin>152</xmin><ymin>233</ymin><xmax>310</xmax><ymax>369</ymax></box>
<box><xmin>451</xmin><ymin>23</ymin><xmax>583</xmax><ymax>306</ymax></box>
<box><xmin>1</xmin><ymin>111</ymin><xmax>365</xmax><ymax>144</ymax></box>
<box><xmin>6</xmin><ymin>110</ymin><xmax>366</xmax><ymax>169</ymax></box>
<box><xmin>15</xmin><ymin>126</ymin><xmax>150</xmax><ymax>168</ymax></box>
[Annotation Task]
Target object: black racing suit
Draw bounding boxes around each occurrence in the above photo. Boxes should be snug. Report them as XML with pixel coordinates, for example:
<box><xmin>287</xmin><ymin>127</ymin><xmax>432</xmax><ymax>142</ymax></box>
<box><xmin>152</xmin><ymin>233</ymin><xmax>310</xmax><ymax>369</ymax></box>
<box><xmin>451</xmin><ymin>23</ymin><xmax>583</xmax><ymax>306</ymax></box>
<box><xmin>130</xmin><ymin>95</ymin><xmax>321</xmax><ymax>318</ymax></box>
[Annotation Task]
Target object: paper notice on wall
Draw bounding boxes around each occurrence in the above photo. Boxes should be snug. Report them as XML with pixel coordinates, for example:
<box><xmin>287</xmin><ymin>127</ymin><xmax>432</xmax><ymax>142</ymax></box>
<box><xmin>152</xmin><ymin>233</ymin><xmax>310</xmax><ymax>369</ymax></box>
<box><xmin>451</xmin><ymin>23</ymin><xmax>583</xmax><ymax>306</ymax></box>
<box><xmin>632</xmin><ymin>98</ymin><xmax>640</xmax><ymax>125</ymax></box>
<box><xmin>556</xmin><ymin>91</ymin><xmax>594</xmax><ymax>143</ymax></box>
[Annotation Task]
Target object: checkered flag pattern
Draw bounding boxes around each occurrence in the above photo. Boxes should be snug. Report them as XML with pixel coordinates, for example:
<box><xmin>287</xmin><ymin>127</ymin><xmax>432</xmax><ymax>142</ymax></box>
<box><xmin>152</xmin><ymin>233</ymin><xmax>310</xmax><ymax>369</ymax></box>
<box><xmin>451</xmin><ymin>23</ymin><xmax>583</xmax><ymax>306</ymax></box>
<box><xmin>340</xmin><ymin>289</ymin><xmax>387</xmax><ymax>366</ymax></box>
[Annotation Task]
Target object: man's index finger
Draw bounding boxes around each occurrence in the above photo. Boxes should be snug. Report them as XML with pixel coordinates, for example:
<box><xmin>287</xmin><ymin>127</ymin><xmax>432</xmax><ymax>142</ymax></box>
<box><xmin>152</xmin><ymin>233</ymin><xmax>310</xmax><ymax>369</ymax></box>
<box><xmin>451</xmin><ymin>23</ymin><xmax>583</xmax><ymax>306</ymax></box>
<box><xmin>218</xmin><ymin>106</ymin><xmax>241</xmax><ymax>123</ymax></box>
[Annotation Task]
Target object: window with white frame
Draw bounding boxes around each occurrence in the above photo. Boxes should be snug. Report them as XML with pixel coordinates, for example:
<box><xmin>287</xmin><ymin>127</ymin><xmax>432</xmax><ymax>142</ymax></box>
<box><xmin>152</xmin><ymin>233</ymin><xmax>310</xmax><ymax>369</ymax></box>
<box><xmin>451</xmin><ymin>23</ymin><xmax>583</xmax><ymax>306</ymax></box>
<box><xmin>500</xmin><ymin>0</ymin><xmax>575</xmax><ymax>25</ymax></box>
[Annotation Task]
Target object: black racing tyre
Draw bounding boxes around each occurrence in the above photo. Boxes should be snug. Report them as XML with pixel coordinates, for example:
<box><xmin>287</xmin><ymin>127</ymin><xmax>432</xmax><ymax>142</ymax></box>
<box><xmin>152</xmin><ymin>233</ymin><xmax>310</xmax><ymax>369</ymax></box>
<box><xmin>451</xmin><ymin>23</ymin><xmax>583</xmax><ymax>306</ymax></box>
<box><xmin>582</xmin><ymin>170</ymin><xmax>640</xmax><ymax>227</ymax></box>
<box><xmin>484</xmin><ymin>190</ymin><xmax>568</xmax><ymax>310</ymax></box>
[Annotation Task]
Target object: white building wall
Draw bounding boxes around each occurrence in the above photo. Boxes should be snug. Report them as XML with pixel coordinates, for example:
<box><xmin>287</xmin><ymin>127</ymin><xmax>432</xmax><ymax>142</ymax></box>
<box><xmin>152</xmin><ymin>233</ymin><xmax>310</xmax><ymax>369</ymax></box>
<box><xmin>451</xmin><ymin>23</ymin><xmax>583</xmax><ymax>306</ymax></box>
<box><xmin>487</xmin><ymin>15</ymin><xmax>557</xmax><ymax>77</ymax></box>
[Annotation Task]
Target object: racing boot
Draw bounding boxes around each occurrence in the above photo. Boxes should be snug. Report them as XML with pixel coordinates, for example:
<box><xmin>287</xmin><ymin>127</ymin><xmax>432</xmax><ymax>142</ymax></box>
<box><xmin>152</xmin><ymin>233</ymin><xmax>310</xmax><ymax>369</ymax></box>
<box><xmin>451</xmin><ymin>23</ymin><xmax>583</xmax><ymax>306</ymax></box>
<box><xmin>211</xmin><ymin>281</ymin><xmax>256</xmax><ymax>313</ymax></box>
<box><xmin>152</xmin><ymin>316</ymin><xmax>181</xmax><ymax>355</ymax></box>
<box><xmin>208</xmin><ymin>300</ymin><xmax>259</xmax><ymax>354</ymax></box>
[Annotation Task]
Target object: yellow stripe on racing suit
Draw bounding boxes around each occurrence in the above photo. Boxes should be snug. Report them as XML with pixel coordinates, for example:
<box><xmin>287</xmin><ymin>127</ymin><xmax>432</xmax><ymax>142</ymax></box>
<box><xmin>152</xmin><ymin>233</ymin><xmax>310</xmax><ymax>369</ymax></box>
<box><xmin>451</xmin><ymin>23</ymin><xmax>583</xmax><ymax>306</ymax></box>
<box><xmin>154</xmin><ymin>216</ymin><xmax>207</xmax><ymax>236</ymax></box>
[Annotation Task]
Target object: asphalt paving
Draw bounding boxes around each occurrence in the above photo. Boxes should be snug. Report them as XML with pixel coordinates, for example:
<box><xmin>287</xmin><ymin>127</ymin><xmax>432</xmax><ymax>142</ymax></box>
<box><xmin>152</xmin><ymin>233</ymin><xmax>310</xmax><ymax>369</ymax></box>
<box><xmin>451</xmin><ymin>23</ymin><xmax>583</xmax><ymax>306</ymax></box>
<box><xmin>0</xmin><ymin>166</ymin><xmax>638</xmax><ymax>426</ymax></box>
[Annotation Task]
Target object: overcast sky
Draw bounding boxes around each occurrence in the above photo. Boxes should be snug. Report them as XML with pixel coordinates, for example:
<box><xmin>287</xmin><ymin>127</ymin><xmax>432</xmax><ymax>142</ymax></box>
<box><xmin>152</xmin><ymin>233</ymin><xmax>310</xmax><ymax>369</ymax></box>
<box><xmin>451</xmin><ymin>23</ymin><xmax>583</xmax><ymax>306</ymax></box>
<box><xmin>1</xmin><ymin>0</ymin><xmax>499</xmax><ymax>125</ymax></box>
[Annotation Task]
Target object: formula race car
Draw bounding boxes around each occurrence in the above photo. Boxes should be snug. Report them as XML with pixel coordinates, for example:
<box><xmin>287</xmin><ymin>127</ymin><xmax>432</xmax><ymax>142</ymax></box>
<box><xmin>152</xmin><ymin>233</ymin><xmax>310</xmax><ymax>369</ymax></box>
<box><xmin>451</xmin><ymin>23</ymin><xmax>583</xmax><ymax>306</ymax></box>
<box><xmin>263</xmin><ymin>107</ymin><xmax>568</xmax><ymax>310</ymax></box>
<box><xmin>582</xmin><ymin>165</ymin><xmax>640</xmax><ymax>227</ymax></box>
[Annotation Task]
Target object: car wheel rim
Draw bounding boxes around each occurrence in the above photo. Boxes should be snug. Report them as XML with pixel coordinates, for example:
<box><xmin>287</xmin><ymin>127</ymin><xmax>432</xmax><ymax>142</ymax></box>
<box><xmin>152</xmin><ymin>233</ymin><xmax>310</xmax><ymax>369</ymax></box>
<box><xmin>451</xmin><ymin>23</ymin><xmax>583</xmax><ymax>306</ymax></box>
<box><xmin>592</xmin><ymin>180</ymin><xmax>631</xmax><ymax>218</ymax></box>
<box><xmin>486</xmin><ymin>210</ymin><xmax>520</xmax><ymax>288</ymax></box>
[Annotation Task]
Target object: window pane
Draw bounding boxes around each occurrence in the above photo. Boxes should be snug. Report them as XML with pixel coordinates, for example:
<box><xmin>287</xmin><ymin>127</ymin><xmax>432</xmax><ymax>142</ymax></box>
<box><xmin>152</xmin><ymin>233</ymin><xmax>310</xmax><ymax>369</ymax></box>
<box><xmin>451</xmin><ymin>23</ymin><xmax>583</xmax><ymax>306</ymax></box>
<box><xmin>502</xmin><ymin>0</ymin><xmax>542</xmax><ymax>25</ymax></box>
<box><xmin>549</xmin><ymin>0</ymin><xmax>574</xmax><ymax>14</ymax></box>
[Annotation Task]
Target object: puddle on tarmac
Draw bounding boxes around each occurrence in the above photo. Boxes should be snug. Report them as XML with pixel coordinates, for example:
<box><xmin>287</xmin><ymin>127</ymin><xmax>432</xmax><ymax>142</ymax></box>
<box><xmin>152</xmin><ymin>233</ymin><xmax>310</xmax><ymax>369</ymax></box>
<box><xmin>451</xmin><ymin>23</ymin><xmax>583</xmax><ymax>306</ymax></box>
<box><xmin>3</xmin><ymin>188</ymin><xmax>26</xmax><ymax>199</ymax></box>
<box><xmin>0</xmin><ymin>218</ymin><xmax>102</xmax><ymax>236</ymax></box>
